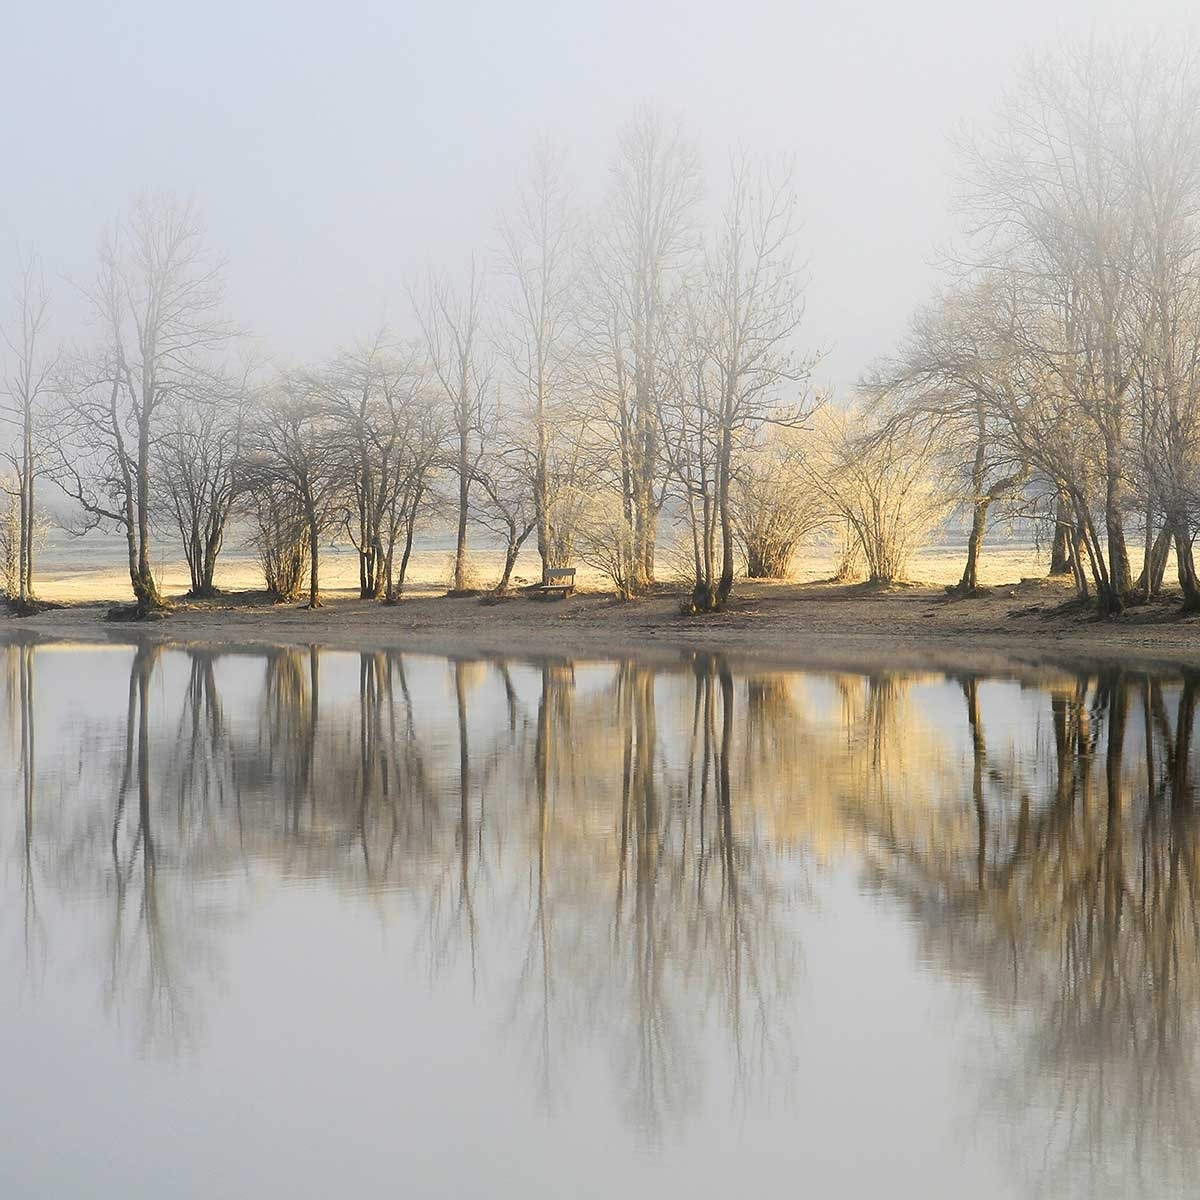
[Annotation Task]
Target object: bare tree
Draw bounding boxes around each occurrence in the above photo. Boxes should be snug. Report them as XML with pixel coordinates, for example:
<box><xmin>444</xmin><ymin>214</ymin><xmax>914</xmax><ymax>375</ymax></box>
<box><xmin>891</xmin><ymin>43</ymin><xmax>1200</xmax><ymax>612</ymax></box>
<box><xmin>954</xmin><ymin>46</ymin><xmax>1152</xmax><ymax>611</ymax></box>
<box><xmin>242</xmin><ymin>477</ymin><xmax>309</xmax><ymax>602</ymax></box>
<box><xmin>241</xmin><ymin>374</ymin><xmax>339</xmax><ymax>608</ymax></box>
<box><xmin>156</xmin><ymin>364</ymin><xmax>251</xmax><ymax>598</ymax></box>
<box><xmin>412</xmin><ymin>264</ymin><xmax>490</xmax><ymax>594</ymax></box>
<box><xmin>704</xmin><ymin>158</ymin><xmax>815</xmax><ymax>605</ymax></box>
<box><xmin>472</xmin><ymin>437</ymin><xmax>538</xmax><ymax>593</ymax></box>
<box><xmin>378</xmin><ymin>385</ymin><xmax>444</xmax><ymax>604</ymax></box>
<box><xmin>54</xmin><ymin>195</ymin><xmax>233</xmax><ymax>615</ymax></box>
<box><xmin>732</xmin><ymin>432</ymin><xmax>829</xmax><ymax>578</ymax></box>
<box><xmin>659</xmin><ymin>159</ymin><xmax>815</xmax><ymax>610</ymax></box>
<box><xmin>1122</xmin><ymin>47</ymin><xmax>1200</xmax><ymax>609</ymax></box>
<box><xmin>498</xmin><ymin>144</ymin><xmax>579</xmax><ymax>583</ymax></box>
<box><xmin>660</xmin><ymin>292</ymin><xmax>723</xmax><ymax>607</ymax></box>
<box><xmin>0</xmin><ymin>255</ymin><xmax>56</xmax><ymax>611</ymax></box>
<box><xmin>322</xmin><ymin>331</ymin><xmax>443</xmax><ymax>600</ymax></box>
<box><xmin>806</xmin><ymin>403</ymin><xmax>955</xmax><ymax>584</ymax></box>
<box><xmin>885</xmin><ymin>283</ymin><xmax>1030</xmax><ymax>594</ymax></box>
<box><xmin>584</xmin><ymin>112</ymin><xmax>701</xmax><ymax>592</ymax></box>
<box><xmin>574</xmin><ymin>487</ymin><xmax>638</xmax><ymax>599</ymax></box>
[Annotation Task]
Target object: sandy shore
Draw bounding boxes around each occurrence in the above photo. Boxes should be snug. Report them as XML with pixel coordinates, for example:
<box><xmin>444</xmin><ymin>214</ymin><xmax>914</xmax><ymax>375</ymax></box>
<box><xmin>8</xmin><ymin>540</ymin><xmax>1200</xmax><ymax>675</ymax></box>
<box><xmin>29</xmin><ymin>537</ymin><xmax>1043</xmax><ymax>605</ymax></box>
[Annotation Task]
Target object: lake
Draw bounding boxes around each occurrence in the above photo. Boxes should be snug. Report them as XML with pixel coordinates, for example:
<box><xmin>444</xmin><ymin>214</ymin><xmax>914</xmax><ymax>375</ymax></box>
<box><xmin>0</xmin><ymin>637</ymin><xmax>1195</xmax><ymax>1198</ymax></box>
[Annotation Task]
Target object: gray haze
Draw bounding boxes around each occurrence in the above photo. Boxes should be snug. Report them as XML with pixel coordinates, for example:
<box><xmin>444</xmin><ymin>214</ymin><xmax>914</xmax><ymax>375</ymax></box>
<box><xmin>3</xmin><ymin>0</ymin><xmax>1198</xmax><ymax>394</ymax></box>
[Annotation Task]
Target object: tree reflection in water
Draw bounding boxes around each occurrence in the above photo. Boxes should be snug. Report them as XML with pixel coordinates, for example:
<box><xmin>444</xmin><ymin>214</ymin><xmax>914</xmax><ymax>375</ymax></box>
<box><xmin>4</xmin><ymin>640</ymin><xmax>1200</xmax><ymax>1191</ymax></box>
<box><xmin>850</xmin><ymin>666</ymin><xmax>1200</xmax><ymax>1196</ymax></box>
<box><xmin>2</xmin><ymin>638</ymin><xmax>42</xmax><ymax>976</ymax></box>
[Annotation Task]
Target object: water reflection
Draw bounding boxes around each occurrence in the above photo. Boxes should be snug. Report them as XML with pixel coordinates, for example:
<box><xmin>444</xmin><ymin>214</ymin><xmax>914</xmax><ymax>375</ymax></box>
<box><xmin>4</xmin><ymin>639</ymin><xmax>1200</xmax><ymax>1195</ymax></box>
<box><xmin>860</xmin><ymin>668</ymin><xmax>1200</xmax><ymax>1197</ymax></box>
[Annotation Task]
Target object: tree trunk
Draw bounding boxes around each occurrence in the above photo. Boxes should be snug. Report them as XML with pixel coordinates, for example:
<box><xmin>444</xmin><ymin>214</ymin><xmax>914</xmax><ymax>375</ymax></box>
<box><xmin>382</xmin><ymin>550</ymin><xmax>394</xmax><ymax>603</ymax></box>
<box><xmin>1133</xmin><ymin>523</ymin><xmax>1171</xmax><ymax>601</ymax></box>
<box><xmin>394</xmin><ymin>525</ymin><xmax>416</xmax><ymax>601</ymax></box>
<box><xmin>358</xmin><ymin>461</ymin><xmax>373</xmax><ymax>599</ymax></box>
<box><xmin>715</xmin><ymin>427</ymin><xmax>735</xmax><ymax>607</ymax></box>
<box><xmin>631</xmin><ymin>394</ymin><xmax>658</xmax><ymax>593</ymax></box>
<box><xmin>955</xmin><ymin>435</ymin><xmax>990</xmax><ymax>594</ymax></box>
<box><xmin>691</xmin><ymin>579</ymin><xmax>717</xmax><ymax>612</ymax></box>
<box><xmin>1070</xmin><ymin>518</ymin><xmax>1090</xmax><ymax>601</ymax></box>
<box><xmin>18</xmin><ymin>415</ymin><xmax>32</xmax><ymax>606</ymax></box>
<box><xmin>1140</xmin><ymin>502</ymin><xmax>1156</xmax><ymax>604</ymax></box>
<box><xmin>1083</xmin><ymin>509</ymin><xmax>1121</xmax><ymax>615</ymax></box>
<box><xmin>454</xmin><ymin>426</ymin><xmax>470</xmax><ymax>592</ymax></box>
<box><xmin>306</xmin><ymin>515</ymin><xmax>322</xmax><ymax>609</ymax></box>
<box><xmin>202</xmin><ymin>528</ymin><xmax>222</xmax><ymax>596</ymax></box>
<box><xmin>1174</xmin><ymin>518</ymin><xmax>1200</xmax><ymax>612</ymax></box>
<box><xmin>134</xmin><ymin>417</ymin><xmax>163</xmax><ymax>615</ymax></box>
<box><xmin>956</xmin><ymin>497</ymin><xmax>989</xmax><ymax>593</ymax></box>
<box><xmin>1104</xmin><ymin>460</ymin><xmax>1132</xmax><ymax>604</ymax></box>
<box><xmin>387</xmin><ymin>484</ymin><xmax>424</xmax><ymax>604</ymax></box>
<box><xmin>631</xmin><ymin>480</ymin><xmax>653</xmax><ymax>592</ymax></box>
<box><xmin>1049</xmin><ymin>493</ymin><xmax>1074</xmax><ymax>576</ymax></box>
<box><xmin>535</xmin><ymin>383</ymin><xmax>550</xmax><ymax>585</ymax></box>
<box><xmin>124</xmin><ymin>508</ymin><xmax>140</xmax><ymax>604</ymax></box>
<box><xmin>23</xmin><ymin>467</ymin><xmax>33</xmax><ymax>601</ymax></box>
<box><xmin>497</xmin><ymin>538</ymin><xmax>520</xmax><ymax>592</ymax></box>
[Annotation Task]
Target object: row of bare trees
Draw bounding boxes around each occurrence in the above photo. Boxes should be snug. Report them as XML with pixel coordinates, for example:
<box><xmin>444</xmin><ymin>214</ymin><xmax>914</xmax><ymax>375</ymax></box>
<box><xmin>14</xmin><ymin>44</ymin><xmax>1200</xmax><ymax>618</ymax></box>
<box><xmin>884</xmin><ymin>42</ymin><xmax>1200</xmax><ymax>610</ymax></box>
<box><xmin>0</xmin><ymin>110</ymin><xmax>824</xmax><ymax>616</ymax></box>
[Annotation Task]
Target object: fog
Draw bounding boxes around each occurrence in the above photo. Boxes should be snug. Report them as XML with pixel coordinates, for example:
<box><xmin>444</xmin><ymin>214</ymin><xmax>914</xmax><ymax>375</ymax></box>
<box><xmin>4</xmin><ymin>0</ymin><xmax>1196</xmax><ymax>397</ymax></box>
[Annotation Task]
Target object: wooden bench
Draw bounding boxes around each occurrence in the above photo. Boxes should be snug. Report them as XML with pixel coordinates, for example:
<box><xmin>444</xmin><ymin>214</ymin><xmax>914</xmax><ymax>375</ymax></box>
<box><xmin>538</xmin><ymin>567</ymin><xmax>576</xmax><ymax>599</ymax></box>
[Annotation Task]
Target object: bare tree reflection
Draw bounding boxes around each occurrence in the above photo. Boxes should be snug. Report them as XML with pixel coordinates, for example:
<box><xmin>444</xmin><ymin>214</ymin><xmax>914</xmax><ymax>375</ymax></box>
<box><xmin>105</xmin><ymin>644</ymin><xmax>197</xmax><ymax>1051</ymax></box>
<box><xmin>852</xmin><ymin>665</ymin><xmax>1200</xmax><ymax>1197</ymax></box>
<box><xmin>19</xmin><ymin>635</ymin><xmax>1200</xmax><ymax>1189</ymax></box>
<box><xmin>502</xmin><ymin>653</ymin><xmax>800</xmax><ymax>1137</ymax></box>
<box><xmin>3</xmin><ymin>640</ymin><xmax>43</xmax><ymax>974</ymax></box>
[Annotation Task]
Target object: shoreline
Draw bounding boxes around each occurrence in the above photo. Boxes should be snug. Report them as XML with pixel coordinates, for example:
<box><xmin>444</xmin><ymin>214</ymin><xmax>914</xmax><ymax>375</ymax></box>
<box><xmin>7</xmin><ymin>575</ymin><xmax>1200</xmax><ymax>676</ymax></box>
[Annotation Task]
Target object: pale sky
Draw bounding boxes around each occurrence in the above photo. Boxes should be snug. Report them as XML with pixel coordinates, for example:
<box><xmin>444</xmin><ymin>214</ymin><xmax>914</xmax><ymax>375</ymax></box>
<box><xmin>4</xmin><ymin>0</ymin><xmax>1199</xmax><ymax>396</ymax></box>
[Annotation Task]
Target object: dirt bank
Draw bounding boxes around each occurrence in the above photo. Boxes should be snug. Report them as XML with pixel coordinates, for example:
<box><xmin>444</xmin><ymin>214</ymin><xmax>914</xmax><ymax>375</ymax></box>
<box><xmin>8</xmin><ymin>573</ymin><xmax>1200</xmax><ymax>676</ymax></box>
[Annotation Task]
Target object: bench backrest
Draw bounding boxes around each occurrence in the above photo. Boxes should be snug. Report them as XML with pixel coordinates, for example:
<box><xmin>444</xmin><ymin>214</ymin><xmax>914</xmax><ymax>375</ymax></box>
<box><xmin>545</xmin><ymin>567</ymin><xmax>576</xmax><ymax>582</ymax></box>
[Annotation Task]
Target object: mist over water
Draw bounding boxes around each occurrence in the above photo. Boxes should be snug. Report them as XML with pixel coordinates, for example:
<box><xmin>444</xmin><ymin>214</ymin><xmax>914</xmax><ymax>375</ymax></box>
<box><xmin>2</xmin><ymin>638</ymin><xmax>1198</xmax><ymax>1197</ymax></box>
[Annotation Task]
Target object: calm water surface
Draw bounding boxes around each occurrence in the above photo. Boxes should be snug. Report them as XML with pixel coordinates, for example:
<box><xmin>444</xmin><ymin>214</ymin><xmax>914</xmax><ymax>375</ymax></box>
<box><xmin>0</xmin><ymin>638</ymin><xmax>1195</xmax><ymax>1198</ymax></box>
